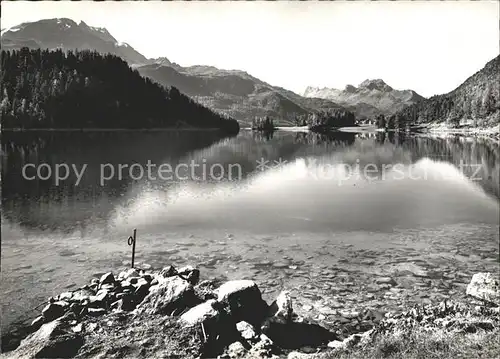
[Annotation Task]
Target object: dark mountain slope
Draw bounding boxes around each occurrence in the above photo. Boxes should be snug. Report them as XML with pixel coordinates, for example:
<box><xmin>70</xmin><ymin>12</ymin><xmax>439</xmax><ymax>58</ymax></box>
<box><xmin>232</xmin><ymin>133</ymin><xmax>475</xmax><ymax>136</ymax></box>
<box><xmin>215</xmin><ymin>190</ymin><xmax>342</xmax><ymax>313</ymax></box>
<box><xmin>137</xmin><ymin>64</ymin><xmax>348</xmax><ymax>126</ymax></box>
<box><xmin>396</xmin><ymin>55</ymin><xmax>500</xmax><ymax>127</ymax></box>
<box><xmin>0</xmin><ymin>48</ymin><xmax>239</xmax><ymax>133</ymax></box>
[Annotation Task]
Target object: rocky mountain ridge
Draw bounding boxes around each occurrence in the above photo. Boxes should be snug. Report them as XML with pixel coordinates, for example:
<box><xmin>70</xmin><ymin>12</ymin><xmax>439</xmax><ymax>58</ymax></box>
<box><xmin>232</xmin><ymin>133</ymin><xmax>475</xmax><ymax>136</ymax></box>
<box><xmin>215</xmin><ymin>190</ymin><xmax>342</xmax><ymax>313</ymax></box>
<box><xmin>1</xmin><ymin>18</ymin><xmax>147</xmax><ymax>65</ymax></box>
<box><xmin>303</xmin><ymin>79</ymin><xmax>425</xmax><ymax>119</ymax></box>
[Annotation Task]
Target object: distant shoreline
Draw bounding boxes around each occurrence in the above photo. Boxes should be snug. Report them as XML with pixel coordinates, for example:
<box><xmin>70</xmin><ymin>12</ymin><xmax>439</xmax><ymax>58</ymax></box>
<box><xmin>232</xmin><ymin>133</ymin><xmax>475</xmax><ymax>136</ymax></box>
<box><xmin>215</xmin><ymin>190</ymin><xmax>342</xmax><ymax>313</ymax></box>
<box><xmin>272</xmin><ymin>124</ymin><xmax>500</xmax><ymax>138</ymax></box>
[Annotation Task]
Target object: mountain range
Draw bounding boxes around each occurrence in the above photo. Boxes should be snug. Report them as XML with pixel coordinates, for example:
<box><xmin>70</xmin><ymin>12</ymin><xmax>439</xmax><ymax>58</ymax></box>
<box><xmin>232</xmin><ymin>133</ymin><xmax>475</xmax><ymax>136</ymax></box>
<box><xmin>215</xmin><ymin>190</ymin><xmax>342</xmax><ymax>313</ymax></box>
<box><xmin>0</xmin><ymin>18</ymin><xmax>396</xmax><ymax>125</ymax></box>
<box><xmin>2</xmin><ymin>18</ymin><xmax>497</xmax><ymax>128</ymax></box>
<box><xmin>303</xmin><ymin>80</ymin><xmax>425</xmax><ymax>119</ymax></box>
<box><xmin>135</xmin><ymin>61</ymin><xmax>350</xmax><ymax>125</ymax></box>
<box><xmin>1</xmin><ymin>18</ymin><xmax>351</xmax><ymax>125</ymax></box>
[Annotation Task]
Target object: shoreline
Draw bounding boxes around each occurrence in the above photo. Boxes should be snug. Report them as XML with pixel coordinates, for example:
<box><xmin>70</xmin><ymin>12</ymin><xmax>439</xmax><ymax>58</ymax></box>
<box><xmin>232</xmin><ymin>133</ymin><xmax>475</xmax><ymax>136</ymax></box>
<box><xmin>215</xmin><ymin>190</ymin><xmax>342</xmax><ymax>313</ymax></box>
<box><xmin>250</xmin><ymin>125</ymin><xmax>500</xmax><ymax>139</ymax></box>
<box><xmin>2</xmin><ymin>222</ymin><xmax>499</xmax><ymax>354</ymax></box>
<box><xmin>2</xmin><ymin>264</ymin><xmax>498</xmax><ymax>358</ymax></box>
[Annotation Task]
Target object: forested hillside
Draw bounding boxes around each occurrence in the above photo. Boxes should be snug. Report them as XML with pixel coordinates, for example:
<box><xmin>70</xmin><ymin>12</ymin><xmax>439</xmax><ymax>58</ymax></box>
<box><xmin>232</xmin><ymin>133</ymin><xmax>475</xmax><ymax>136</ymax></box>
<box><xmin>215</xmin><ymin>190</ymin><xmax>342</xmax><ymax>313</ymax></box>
<box><xmin>395</xmin><ymin>55</ymin><xmax>499</xmax><ymax>128</ymax></box>
<box><xmin>0</xmin><ymin>48</ymin><xmax>239</xmax><ymax>132</ymax></box>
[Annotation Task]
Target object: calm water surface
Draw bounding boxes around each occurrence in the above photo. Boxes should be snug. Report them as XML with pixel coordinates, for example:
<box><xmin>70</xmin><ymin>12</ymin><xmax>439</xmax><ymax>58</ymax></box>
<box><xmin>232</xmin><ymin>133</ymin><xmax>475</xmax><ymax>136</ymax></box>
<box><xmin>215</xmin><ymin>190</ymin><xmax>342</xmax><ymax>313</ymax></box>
<box><xmin>1</xmin><ymin>130</ymin><xmax>499</xmax><ymax>333</ymax></box>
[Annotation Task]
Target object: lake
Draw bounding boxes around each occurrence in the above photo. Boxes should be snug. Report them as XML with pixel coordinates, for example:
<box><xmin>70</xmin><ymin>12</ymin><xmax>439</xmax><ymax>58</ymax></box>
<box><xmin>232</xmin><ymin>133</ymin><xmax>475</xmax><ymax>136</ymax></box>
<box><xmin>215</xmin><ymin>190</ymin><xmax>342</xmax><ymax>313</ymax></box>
<box><xmin>1</xmin><ymin>130</ymin><xmax>499</xmax><ymax>337</ymax></box>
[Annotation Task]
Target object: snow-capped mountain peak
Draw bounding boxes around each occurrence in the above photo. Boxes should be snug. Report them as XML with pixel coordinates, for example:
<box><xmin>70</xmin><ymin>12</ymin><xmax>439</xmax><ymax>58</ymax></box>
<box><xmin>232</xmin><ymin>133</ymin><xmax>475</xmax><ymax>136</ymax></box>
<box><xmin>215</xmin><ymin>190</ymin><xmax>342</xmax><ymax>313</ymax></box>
<box><xmin>1</xmin><ymin>18</ymin><xmax>147</xmax><ymax>65</ymax></box>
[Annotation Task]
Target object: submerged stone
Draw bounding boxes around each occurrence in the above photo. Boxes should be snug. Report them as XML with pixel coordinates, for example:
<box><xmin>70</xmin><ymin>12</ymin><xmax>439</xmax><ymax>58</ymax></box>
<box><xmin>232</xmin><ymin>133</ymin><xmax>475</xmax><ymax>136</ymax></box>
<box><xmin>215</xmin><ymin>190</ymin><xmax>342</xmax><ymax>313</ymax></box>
<box><xmin>375</xmin><ymin>277</ymin><xmax>397</xmax><ymax>286</ymax></box>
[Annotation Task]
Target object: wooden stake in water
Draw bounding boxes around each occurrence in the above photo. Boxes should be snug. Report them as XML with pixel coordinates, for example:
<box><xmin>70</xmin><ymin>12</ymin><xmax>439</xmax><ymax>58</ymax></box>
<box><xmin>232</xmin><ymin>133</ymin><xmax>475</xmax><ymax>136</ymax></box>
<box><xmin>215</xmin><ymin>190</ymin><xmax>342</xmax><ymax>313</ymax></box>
<box><xmin>127</xmin><ymin>229</ymin><xmax>137</xmax><ymax>268</ymax></box>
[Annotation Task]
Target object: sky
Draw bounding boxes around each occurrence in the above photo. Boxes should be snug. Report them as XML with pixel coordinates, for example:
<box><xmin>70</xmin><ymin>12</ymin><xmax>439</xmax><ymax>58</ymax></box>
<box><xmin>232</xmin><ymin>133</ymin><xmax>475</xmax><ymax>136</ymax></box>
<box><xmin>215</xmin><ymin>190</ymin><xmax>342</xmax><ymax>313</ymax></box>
<box><xmin>2</xmin><ymin>1</ymin><xmax>499</xmax><ymax>98</ymax></box>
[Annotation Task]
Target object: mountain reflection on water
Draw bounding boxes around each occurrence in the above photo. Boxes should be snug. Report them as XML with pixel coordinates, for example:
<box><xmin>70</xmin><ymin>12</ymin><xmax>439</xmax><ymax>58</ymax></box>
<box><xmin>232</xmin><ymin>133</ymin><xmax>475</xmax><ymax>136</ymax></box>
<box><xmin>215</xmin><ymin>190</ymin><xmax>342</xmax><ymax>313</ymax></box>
<box><xmin>1</xmin><ymin>130</ymin><xmax>498</xmax><ymax>236</ymax></box>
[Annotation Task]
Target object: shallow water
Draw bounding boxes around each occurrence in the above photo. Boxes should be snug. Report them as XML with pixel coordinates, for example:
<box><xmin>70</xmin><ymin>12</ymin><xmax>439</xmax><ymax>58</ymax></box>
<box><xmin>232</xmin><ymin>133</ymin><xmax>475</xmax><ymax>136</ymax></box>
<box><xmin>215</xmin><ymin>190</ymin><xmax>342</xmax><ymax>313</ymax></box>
<box><xmin>1</xmin><ymin>130</ymin><xmax>499</xmax><ymax>332</ymax></box>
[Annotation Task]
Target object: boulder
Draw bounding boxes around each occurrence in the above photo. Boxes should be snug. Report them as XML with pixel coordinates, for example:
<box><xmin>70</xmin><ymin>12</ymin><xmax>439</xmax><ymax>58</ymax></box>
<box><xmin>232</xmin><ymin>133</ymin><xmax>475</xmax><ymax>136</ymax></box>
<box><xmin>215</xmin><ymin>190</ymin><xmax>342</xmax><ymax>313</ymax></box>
<box><xmin>99</xmin><ymin>283</ymin><xmax>116</xmax><ymax>291</ymax></box>
<box><xmin>30</xmin><ymin>316</ymin><xmax>45</xmax><ymax>332</ymax></box>
<box><xmin>262</xmin><ymin>319</ymin><xmax>336</xmax><ymax>349</ymax></box>
<box><xmin>177</xmin><ymin>265</ymin><xmax>200</xmax><ymax>285</ymax></box>
<box><xmin>99</xmin><ymin>272</ymin><xmax>115</xmax><ymax>286</ymax></box>
<box><xmin>120</xmin><ymin>279</ymin><xmax>134</xmax><ymax>292</ymax></box>
<box><xmin>10</xmin><ymin>319</ymin><xmax>84</xmax><ymax>359</ymax></box>
<box><xmin>69</xmin><ymin>303</ymin><xmax>86</xmax><ymax>317</ymax></box>
<box><xmin>42</xmin><ymin>301</ymin><xmax>70</xmax><ymax>322</ymax></box>
<box><xmin>71</xmin><ymin>288</ymin><xmax>94</xmax><ymax>303</ymax></box>
<box><xmin>179</xmin><ymin>299</ymin><xmax>220</xmax><ymax>327</ymax></box>
<box><xmin>134</xmin><ymin>278</ymin><xmax>151</xmax><ymax>299</ymax></box>
<box><xmin>118</xmin><ymin>268</ymin><xmax>140</xmax><ymax>280</ymax></box>
<box><xmin>268</xmin><ymin>291</ymin><xmax>293</xmax><ymax>323</ymax></box>
<box><xmin>466</xmin><ymin>272</ymin><xmax>499</xmax><ymax>305</ymax></box>
<box><xmin>216</xmin><ymin>280</ymin><xmax>268</xmax><ymax>326</ymax></box>
<box><xmin>195</xmin><ymin>279</ymin><xmax>220</xmax><ymax>301</ymax></box>
<box><xmin>159</xmin><ymin>265</ymin><xmax>177</xmax><ymax>278</ymax></box>
<box><xmin>136</xmin><ymin>276</ymin><xmax>195</xmax><ymax>315</ymax></box>
<box><xmin>57</xmin><ymin>292</ymin><xmax>73</xmax><ymax>302</ymax></box>
<box><xmin>217</xmin><ymin>280</ymin><xmax>258</xmax><ymax>302</ymax></box>
<box><xmin>110</xmin><ymin>297</ymin><xmax>136</xmax><ymax>312</ymax></box>
<box><xmin>88</xmin><ymin>289</ymin><xmax>109</xmax><ymax>308</ymax></box>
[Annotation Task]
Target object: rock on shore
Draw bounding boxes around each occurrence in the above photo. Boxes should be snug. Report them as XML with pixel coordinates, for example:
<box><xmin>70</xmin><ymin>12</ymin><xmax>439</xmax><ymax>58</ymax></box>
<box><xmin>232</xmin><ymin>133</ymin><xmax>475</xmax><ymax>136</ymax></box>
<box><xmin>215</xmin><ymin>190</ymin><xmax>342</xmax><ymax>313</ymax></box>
<box><xmin>2</xmin><ymin>266</ymin><xmax>499</xmax><ymax>359</ymax></box>
<box><xmin>466</xmin><ymin>272</ymin><xmax>499</xmax><ymax>306</ymax></box>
